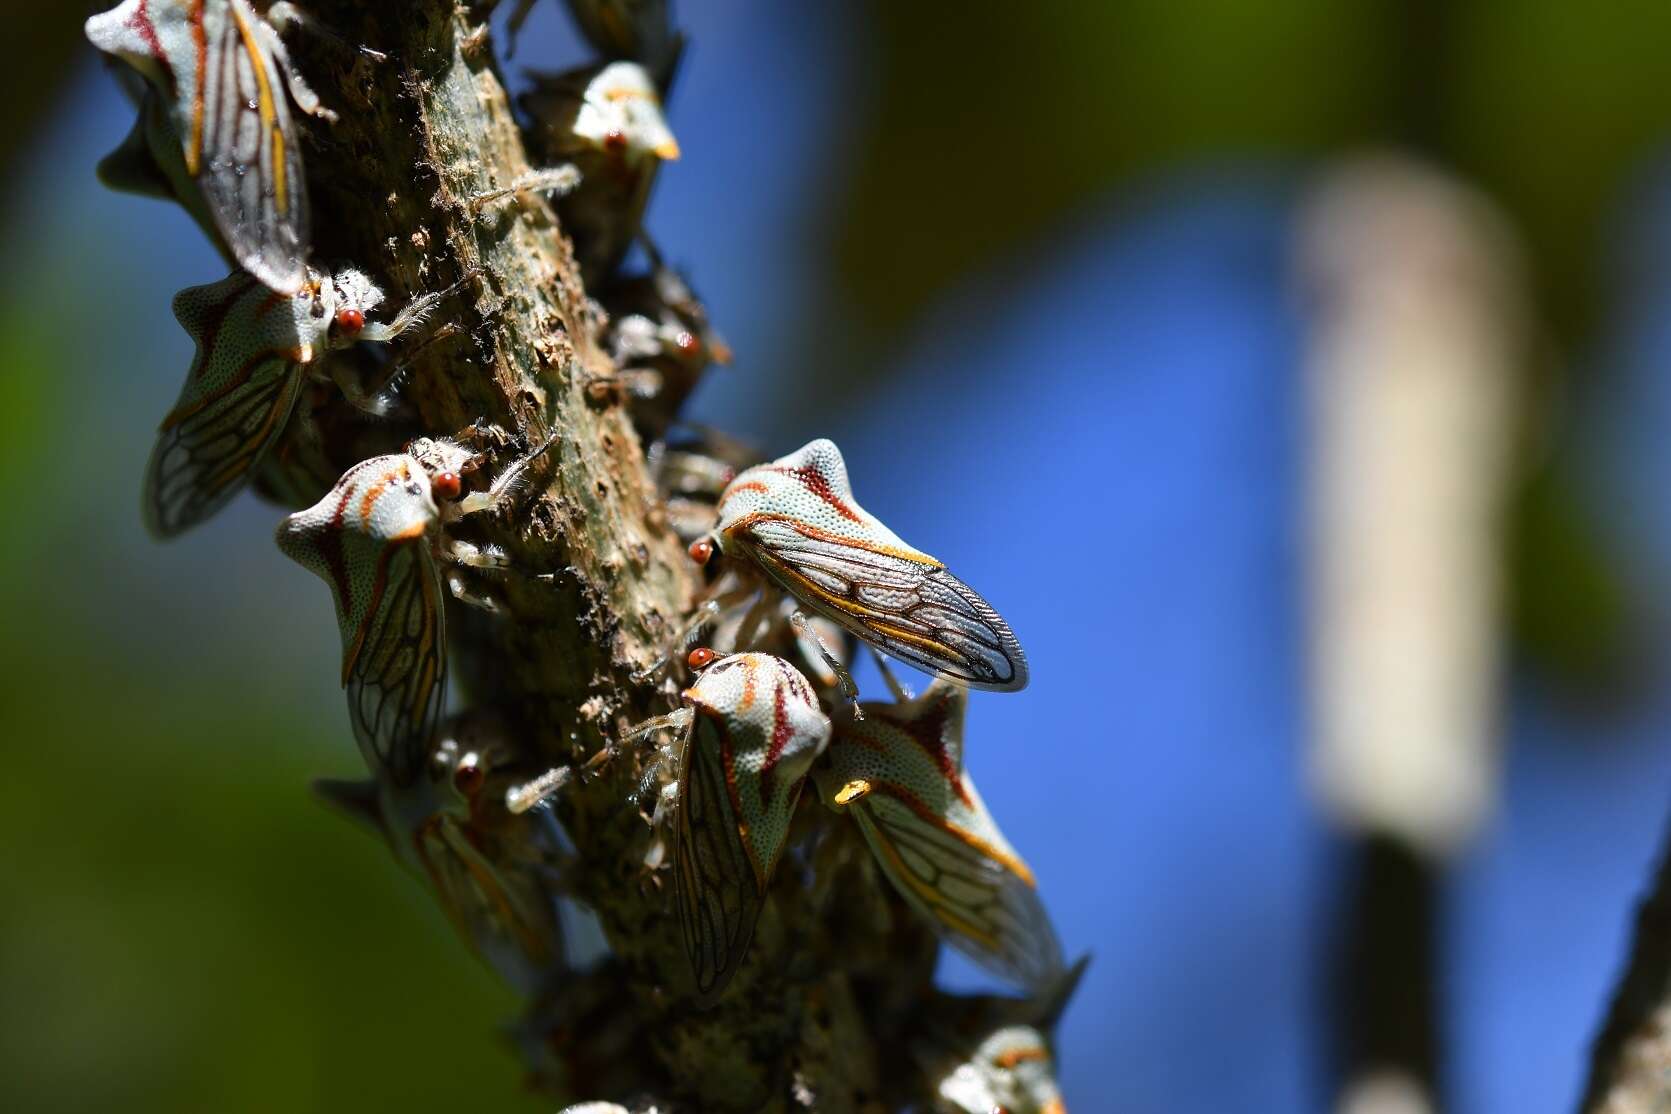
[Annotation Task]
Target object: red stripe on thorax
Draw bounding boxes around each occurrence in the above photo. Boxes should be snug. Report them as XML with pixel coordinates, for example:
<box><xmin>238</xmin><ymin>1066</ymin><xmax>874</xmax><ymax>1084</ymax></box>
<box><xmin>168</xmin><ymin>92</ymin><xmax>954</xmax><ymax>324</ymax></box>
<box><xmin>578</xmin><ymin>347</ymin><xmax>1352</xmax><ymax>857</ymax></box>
<box><xmin>876</xmin><ymin>692</ymin><xmax>970</xmax><ymax>807</ymax></box>
<box><xmin>772</xmin><ymin>465</ymin><xmax>863</xmax><ymax>523</ymax></box>
<box><xmin>128</xmin><ymin>0</ymin><xmax>165</xmax><ymax>62</ymax></box>
<box><xmin>757</xmin><ymin>680</ymin><xmax>792</xmax><ymax>803</ymax></box>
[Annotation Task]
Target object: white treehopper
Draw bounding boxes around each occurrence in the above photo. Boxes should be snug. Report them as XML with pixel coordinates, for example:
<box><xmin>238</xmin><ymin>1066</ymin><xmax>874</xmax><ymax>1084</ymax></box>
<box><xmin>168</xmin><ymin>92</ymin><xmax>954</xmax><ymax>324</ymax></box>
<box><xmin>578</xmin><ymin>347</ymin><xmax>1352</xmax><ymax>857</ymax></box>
<box><xmin>813</xmin><ymin>677</ymin><xmax>1062</xmax><ymax>993</ymax></box>
<box><xmin>931</xmin><ymin>1024</ymin><xmax>1068</xmax><ymax>1114</ymax></box>
<box><xmin>85</xmin><ymin>0</ymin><xmax>337</xmax><ymax>294</ymax></box>
<box><xmin>683</xmin><ymin>438</ymin><xmax>1029</xmax><ymax>698</ymax></box>
<box><xmin>509</xmin><ymin>652</ymin><xmax>831</xmax><ymax>1005</ymax></box>
<box><xmin>314</xmin><ymin>711</ymin><xmax>566</xmax><ymax>994</ymax></box>
<box><xmin>275</xmin><ymin>434</ymin><xmax>556</xmax><ymax>788</ymax></box>
<box><xmin>519</xmin><ymin>61</ymin><xmax>681</xmax><ymax>285</ymax></box>
<box><xmin>143</xmin><ymin>267</ymin><xmax>469</xmax><ymax>538</ymax></box>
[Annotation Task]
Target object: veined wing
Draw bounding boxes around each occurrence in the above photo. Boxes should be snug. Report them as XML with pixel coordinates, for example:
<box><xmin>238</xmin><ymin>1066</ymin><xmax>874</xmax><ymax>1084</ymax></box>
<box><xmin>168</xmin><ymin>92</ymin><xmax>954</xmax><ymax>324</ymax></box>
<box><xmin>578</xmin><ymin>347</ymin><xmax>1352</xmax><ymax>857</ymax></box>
<box><xmin>853</xmin><ymin>790</ymin><xmax>1062</xmax><ymax>992</ymax></box>
<box><xmin>196</xmin><ymin>0</ymin><xmax>309</xmax><ymax>292</ymax></box>
<box><xmin>143</xmin><ymin>352</ymin><xmax>303</xmax><ymax>537</ymax></box>
<box><xmin>675</xmin><ymin>711</ymin><xmax>763</xmax><ymax>1005</ymax></box>
<box><xmin>733</xmin><ymin>516</ymin><xmax>1028</xmax><ymax>691</ymax></box>
<box><xmin>344</xmin><ymin>539</ymin><xmax>446</xmax><ymax>788</ymax></box>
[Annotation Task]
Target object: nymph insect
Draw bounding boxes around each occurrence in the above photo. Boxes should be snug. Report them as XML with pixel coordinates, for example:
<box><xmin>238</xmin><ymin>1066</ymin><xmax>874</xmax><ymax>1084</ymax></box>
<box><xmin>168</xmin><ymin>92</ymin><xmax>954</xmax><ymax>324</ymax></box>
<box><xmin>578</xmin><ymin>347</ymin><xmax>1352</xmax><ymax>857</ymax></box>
<box><xmin>315</xmin><ymin>711</ymin><xmax>566</xmax><ymax>992</ymax></box>
<box><xmin>276</xmin><ymin>433</ymin><xmax>555</xmax><ymax>785</ymax></box>
<box><xmin>521</xmin><ymin>61</ymin><xmax>680</xmax><ymax>285</ymax></box>
<box><xmin>814</xmin><ymin>677</ymin><xmax>1062</xmax><ymax>991</ymax></box>
<box><xmin>85</xmin><ymin>0</ymin><xmax>335</xmax><ymax>294</ymax></box>
<box><xmin>603</xmin><ymin>259</ymin><xmax>732</xmax><ymax>446</ymax></box>
<box><xmin>686</xmin><ymin>438</ymin><xmax>1029</xmax><ymax>693</ymax></box>
<box><xmin>144</xmin><ymin>267</ymin><xmax>463</xmax><ymax>538</ymax></box>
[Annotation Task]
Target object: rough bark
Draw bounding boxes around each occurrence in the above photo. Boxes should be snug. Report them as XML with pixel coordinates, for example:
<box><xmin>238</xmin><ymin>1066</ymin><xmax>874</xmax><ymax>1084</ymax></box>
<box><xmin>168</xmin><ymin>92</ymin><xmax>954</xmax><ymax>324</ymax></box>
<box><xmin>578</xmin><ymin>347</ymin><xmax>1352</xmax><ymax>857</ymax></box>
<box><xmin>283</xmin><ymin>3</ymin><xmax>920</xmax><ymax>1109</ymax></box>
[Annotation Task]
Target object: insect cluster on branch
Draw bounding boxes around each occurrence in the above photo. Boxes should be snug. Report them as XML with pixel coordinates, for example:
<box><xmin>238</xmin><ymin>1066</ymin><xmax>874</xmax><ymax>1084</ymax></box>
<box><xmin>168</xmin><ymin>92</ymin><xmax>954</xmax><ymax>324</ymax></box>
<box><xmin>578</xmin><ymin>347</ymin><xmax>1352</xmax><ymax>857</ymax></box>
<box><xmin>85</xmin><ymin>1</ymin><xmax>1078</xmax><ymax>1109</ymax></box>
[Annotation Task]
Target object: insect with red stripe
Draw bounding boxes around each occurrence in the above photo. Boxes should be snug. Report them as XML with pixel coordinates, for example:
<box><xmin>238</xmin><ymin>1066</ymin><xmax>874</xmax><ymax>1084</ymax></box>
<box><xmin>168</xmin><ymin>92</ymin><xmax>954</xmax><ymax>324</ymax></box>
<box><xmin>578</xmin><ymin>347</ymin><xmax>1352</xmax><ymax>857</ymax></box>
<box><xmin>314</xmin><ymin>711</ymin><xmax>566</xmax><ymax>993</ymax></box>
<box><xmin>521</xmin><ymin>61</ymin><xmax>681</xmax><ymax>285</ymax></box>
<box><xmin>814</xmin><ymin>674</ymin><xmax>1062</xmax><ymax>993</ymax></box>
<box><xmin>276</xmin><ymin>433</ymin><xmax>556</xmax><ymax>787</ymax></box>
<box><xmin>683</xmin><ymin>438</ymin><xmax>1029</xmax><ymax>698</ymax></box>
<box><xmin>143</xmin><ymin>267</ymin><xmax>466</xmax><ymax>538</ymax></box>
<box><xmin>918</xmin><ymin>958</ymin><xmax>1086</xmax><ymax>1114</ymax></box>
<box><xmin>514</xmin><ymin>652</ymin><xmax>830</xmax><ymax>1004</ymax></box>
<box><xmin>85</xmin><ymin>0</ymin><xmax>336</xmax><ymax>294</ymax></box>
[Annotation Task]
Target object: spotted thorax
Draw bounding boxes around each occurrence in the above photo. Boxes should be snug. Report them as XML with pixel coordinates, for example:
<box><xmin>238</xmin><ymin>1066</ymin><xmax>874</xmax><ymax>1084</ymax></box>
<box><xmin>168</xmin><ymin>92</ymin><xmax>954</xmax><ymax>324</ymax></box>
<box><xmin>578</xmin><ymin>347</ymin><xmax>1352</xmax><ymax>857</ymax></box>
<box><xmin>690</xmin><ymin>439</ymin><xmax>1029</xmax><ymax>692</ymax></box>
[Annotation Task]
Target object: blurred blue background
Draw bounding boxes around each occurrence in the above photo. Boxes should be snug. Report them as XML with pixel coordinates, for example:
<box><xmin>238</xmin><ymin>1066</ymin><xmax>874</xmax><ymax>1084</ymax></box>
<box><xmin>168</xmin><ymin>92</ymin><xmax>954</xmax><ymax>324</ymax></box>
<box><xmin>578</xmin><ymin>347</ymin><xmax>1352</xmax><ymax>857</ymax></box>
<box><xmin>5</xmin><ymin>2</ymin><xmax>1671</xmax><ymax>1112</ymax></box>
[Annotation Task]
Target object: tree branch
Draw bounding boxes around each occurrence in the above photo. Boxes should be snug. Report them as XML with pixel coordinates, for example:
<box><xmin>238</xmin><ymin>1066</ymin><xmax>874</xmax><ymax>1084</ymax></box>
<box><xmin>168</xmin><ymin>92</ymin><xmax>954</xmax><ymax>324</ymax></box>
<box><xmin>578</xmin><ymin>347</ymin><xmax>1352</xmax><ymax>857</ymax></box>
<box><xmin>285</xmin><ymin>3</ymin><xmax>917</xmax><ymax>1108</ymax></box>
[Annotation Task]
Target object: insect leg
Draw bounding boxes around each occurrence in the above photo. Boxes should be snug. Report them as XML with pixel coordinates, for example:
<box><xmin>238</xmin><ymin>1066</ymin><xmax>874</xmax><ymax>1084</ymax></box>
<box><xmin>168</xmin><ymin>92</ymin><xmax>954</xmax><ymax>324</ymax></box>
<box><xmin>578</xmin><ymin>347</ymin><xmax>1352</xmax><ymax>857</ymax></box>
<box><xmin>356</xmin><ymin>269</ymin><xmax>484</xmax><ymax>345</ymax></box>
<box><xmin>727</xmin><ymin>591</ymin><xmax>776</xmax><ymax>653</ymax></box>
<box><xmin>505</xmin><ymin>709</ymin><xmax>693</xmax><ymax>815</ymax></box>
<box><xmin>791</xmin><ymin>609</ymin><xmax>862</xmax><ymax>717</ymax></box>
<box><xmin>468</xmin><ymin>166</ymin><xmax>582</xmax><ymax>212</ymax></box>
<box><xmin>253</xmin><ymin>9</ymin><xmax>340</xmax><ymax>122</ymax></box>
<box><xmin>445</xmin><ymin>566</ymin><xmax>503</xmax><ymax>613</ymax></box>
<box><xmin>870</xmin><ymin>648</ymin><xmax>913</xmax><ymax>703</ymax></box>
<box><xmin>455</xmin><ymin>431</ymin><xmax>560</xmax><ymax>517</ymax></box>
<box><xmin>632</xmin><ymin>581</ymin><xmax>753</xmax><ymax>683</ymax></box>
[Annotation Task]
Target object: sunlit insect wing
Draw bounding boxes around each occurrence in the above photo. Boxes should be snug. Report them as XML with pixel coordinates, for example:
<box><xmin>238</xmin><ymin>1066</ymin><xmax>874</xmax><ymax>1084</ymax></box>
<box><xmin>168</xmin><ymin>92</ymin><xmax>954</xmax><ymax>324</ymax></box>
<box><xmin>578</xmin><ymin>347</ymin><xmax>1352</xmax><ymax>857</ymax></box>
<box><xmin>815</xmin><ymin>680</ymin><xmax>1062</xmax><ymax>991</ymax></box>
<box><xmin>144</xmin><ymin>272</ymin><xmax>328</xmax><ymax>537</ymax></box>
<box><xmin>276</xmin><ymin>454</ymin><xmax>447</xmax><ymax>787</ymax></box>
<box><xmin>714</xmin><ymin>439</ymin><xmax>1028</xmax><ymax>691</ymax></box>
<box><xmin>675</xmin><ymin>653</ymin><xmax>830</xmax><ymax>1003</ymax></box>
<box><xmin>86</xmin><ymin>0</ymin><xmax>310</xmax><ymax>293</ymax></box>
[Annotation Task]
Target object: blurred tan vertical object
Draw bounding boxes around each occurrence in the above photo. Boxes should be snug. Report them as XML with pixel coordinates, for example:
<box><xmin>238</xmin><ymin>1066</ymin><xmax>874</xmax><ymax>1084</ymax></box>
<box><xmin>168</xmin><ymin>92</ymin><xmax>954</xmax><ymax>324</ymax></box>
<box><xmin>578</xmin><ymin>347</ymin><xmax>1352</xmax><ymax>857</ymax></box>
<box><xmin>1296</xmin><ymin>153</ymin><xmax>1529</xmax><ymax>1114</ymax></box>
<box><xmin>1299</xmin><ymin>154</ymin><xmax>1524</xmax><ymax>856</ymax></box>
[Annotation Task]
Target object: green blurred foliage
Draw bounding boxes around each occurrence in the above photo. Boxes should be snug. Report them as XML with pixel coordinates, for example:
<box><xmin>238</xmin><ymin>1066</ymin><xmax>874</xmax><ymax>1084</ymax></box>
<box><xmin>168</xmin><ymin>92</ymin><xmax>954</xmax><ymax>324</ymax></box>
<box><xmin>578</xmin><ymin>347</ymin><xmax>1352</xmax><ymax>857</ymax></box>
<box><xmin>838</xmin><ymin>0</ymin><xmax>1671</xmax><ymax>345</ymax></box>
<box><xmin>834</xmin><ymin>0</ymin><xmax>1667</xmax><ymax>695</ymax></box>
<box><xmin>0</xmin><ymin>216</ymin><xmax>543</xmax><ymax>1114</ymax></box>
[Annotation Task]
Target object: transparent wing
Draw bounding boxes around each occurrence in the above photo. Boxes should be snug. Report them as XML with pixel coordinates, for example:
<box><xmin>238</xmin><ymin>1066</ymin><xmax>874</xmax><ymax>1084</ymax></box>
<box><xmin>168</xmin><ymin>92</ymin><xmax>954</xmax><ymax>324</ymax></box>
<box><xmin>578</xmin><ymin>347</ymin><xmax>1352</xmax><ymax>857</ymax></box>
<box><xmin>143</xmin><ymin>354</ymin><xmax>303</xmax><ymax>537</ymax></box>
<box><xmin>197</xmin><ymin>0</ymin><xmax>309</xmax><ymax>292</ymax></box>
<box><xmin>344</xmin><ymin>541</ymin><xmax>446</xmax><ymax>787</ymax></box>
<box><xmin>855</xmin><ymin>801</ymin><xmax>1062</xmax><ymax>992</ymax></box>
<box><xmin>739</xmin><ymin>519</ymin><xmax>1028</xmax><ymax>691</ymax></box>
<box><xmin>675</xmin><ymin>714</ymin><xmax>762</xmax><ymax>1004</ymax></box>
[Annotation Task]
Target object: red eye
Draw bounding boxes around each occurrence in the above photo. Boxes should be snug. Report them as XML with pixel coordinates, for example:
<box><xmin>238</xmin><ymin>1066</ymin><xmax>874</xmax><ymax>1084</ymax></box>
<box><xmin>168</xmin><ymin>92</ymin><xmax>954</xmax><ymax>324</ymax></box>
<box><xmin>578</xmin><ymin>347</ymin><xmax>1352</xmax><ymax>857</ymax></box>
<box><xmin>604</xmin><ymin>129</ymin><xmax>628</xmax><ymax>153</ymax></box>
<box><xmin>687</xmin><ymin>647</ymin><xmax>717</xmax><ymax>669</ymax></box>
<box><xmin>432</xmin><ymin>471</ymin><xmax>463</xmax><ymax>501</ymax></box>
<box><xmin>335</xmin><ymin>307</ymin><xmax>365</xmax><ymax>334</ymax></box>
<box><xmin>453</xmin><ymin>752</ymin><xmax>485</xmax><ymax>797</ymax></box>
<box><xmin>674</xmin><ymin>330</ymin><xmax>700</xmax><ymax>357</ymax></box>
<box><xmin>687</xmin><ymin>538</ymin><xmax>714</xmax><ymax>566</ymax></box>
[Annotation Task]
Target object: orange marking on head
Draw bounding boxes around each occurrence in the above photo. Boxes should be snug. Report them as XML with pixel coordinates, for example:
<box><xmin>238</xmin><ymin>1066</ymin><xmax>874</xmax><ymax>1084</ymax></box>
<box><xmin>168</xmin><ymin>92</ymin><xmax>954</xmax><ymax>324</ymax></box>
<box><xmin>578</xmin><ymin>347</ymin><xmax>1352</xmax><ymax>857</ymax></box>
<box><xmin>714</xmin><ymin>479</ymin><xmax>769</xmax><ymax>512</ymax></box>
<box><xmin>358</xmin><ymin>467</ymin><xmax>403</xmax><ymax>523</ymax></box>
<box><xmin>993</xmin><ymin>1046</ymin><xmax>1049</xmax><ymax>1069</ymax></box>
